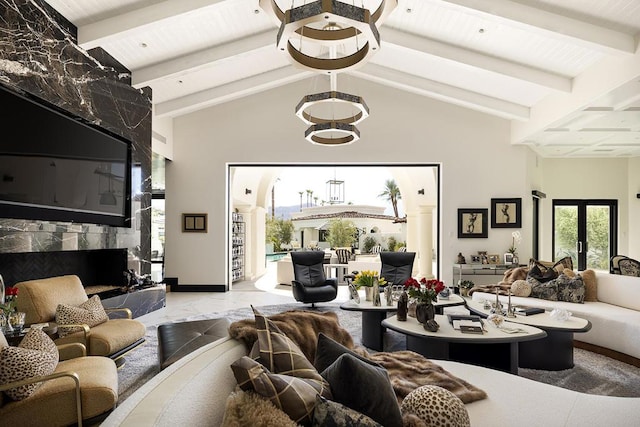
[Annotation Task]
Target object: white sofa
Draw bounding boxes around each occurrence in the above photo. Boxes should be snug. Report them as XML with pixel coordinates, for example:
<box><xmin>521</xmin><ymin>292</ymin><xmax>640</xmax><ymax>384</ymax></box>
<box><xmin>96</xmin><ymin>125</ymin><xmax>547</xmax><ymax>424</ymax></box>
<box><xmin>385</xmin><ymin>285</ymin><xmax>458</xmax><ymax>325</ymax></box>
<box><xmin>101</xmin><ymin>334</ymin><xmax>640</xmax><ymax>427</ymax></box>
<box><xmin>471</xmin><ymin>271</ymin><xmax>640</xmax><ymax>361</ymax></box>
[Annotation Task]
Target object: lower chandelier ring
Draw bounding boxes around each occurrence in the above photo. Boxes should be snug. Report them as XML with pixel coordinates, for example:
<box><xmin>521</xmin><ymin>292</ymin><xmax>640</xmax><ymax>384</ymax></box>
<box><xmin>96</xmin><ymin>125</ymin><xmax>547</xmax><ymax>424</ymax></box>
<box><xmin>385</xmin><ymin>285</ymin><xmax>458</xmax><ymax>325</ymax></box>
<box><xmin>305</xmin><ymin>122</ymin><xmax>360</xmax><ymax>146</ymax></box>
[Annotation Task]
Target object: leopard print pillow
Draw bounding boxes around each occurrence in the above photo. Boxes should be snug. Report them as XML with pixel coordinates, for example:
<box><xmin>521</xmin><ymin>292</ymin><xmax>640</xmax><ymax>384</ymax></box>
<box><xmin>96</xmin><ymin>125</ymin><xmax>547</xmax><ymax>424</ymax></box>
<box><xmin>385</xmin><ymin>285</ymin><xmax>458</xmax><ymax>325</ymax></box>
<box><xmin>56</xmin><ymin>295</ymin><xmax>109</xmax><ymax>337</ymax></box>
<box><xmin>0</xmin><ymin>328</ymin><xmax>59</xmax><ymax>400</ymax></box>
<box><xmin>401</xmin><ymin>385</ymin><xmax>470</xmax><ymax>427</ymax></box>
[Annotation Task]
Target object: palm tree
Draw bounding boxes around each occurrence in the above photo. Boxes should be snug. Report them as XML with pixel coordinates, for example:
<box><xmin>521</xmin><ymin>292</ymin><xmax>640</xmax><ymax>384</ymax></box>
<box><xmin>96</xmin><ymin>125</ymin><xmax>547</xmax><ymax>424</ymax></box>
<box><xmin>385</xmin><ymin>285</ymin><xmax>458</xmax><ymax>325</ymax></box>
<box><xmin>298</xmin><ymin>191</ymin><xmax>304</xmax><ymax>211</ymax></box>
<box><xmin>306</xmin><ymin>189</ymin><xmax>312</xmax><ymax>207</ymax></box>
<box><xmin>378</xmin><ymin>179</ymin><xmax>401</xmax><ymax>218</ymax></box>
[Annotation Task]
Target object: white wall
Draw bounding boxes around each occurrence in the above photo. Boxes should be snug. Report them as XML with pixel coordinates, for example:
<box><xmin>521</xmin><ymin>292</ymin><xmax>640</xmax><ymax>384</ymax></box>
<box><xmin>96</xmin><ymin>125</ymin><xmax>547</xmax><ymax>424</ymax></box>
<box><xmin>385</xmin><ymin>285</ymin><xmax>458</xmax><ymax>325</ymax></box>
<box><xmin>537</xmin><ymin>157</ymin><xmax>632</xmax><ymax>262</ymax></box>
<box><xmin>165</xmin><ymin>77</ymin><xmax>534</xmax><ymax>287</ymax></box>
<box><xmin>629</xmin><ymin>157</ymin><xmax>640</xmax><ymax>259</ymax></box>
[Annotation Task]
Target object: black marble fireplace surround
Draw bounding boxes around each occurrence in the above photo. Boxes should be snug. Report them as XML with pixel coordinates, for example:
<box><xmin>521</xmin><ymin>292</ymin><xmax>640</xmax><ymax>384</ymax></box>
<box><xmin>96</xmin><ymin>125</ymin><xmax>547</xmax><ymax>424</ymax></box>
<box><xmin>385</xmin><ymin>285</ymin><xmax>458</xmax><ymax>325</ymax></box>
<box><xmin>0</xmin><ymin>1</ymin><xmax>153</xmax><ymax>277</ymax></box>
<box><xmin>0</xmin><ymin>249</ymin><xmax>165</xmax><ymax>318</ymax></box>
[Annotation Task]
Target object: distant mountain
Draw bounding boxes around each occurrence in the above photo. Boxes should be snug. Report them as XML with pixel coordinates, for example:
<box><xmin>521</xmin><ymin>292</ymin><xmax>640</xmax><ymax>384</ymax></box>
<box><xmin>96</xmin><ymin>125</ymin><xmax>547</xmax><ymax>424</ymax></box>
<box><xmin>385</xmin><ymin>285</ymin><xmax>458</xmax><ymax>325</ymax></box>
<box><xmin>271</xmin><ymin>205</ymin><xmax>302</xmax><ymax>220</ymax></box>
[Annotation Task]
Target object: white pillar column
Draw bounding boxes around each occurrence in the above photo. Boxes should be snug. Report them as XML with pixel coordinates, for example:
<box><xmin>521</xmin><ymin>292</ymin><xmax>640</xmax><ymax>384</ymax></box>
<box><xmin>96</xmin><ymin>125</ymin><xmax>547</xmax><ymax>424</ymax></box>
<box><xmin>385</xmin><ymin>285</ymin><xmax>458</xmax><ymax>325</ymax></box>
<box><xmin>253</xmin><ymin>207</ymin><xmax>267</xmax><ymax>278</ymax></box>
<box><xmin>405</xmin><ymin>211</ymin><xmax>418</xmax><ymax>276</ymax></box>
<box><xmin>417</xmin><ymin>205</ymin><xmax>435</xmax><ymax>279</ymax></box>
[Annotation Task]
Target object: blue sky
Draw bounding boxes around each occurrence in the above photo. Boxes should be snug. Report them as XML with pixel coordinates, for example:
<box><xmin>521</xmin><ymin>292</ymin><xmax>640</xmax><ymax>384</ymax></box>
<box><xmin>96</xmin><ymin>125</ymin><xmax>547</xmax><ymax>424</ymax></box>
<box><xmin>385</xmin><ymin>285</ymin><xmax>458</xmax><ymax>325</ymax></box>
<box><xmin>273</xmin><ymin>166</ymin><xmax>400</xmax><ymax>216</ymax></box>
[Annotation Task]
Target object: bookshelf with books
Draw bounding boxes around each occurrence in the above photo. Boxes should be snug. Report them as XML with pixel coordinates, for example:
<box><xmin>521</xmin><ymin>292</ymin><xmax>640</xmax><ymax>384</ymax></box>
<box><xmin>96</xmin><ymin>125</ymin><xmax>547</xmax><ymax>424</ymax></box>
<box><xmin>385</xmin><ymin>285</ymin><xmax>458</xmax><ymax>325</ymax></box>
<box><xmin>232</xmin><ymin>212</ymin><xmax>245</xmax><ymax>282</ymax></box>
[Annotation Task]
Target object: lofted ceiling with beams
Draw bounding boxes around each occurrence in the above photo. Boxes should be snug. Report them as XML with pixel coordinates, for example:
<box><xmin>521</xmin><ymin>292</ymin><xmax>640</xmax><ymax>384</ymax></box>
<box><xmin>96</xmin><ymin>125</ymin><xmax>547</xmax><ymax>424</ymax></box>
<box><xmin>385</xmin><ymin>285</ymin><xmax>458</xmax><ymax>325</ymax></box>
<box><xmin>43</xmin><ymin>0</ymin><xmax>640</xmax><ymax>158</ymax></box>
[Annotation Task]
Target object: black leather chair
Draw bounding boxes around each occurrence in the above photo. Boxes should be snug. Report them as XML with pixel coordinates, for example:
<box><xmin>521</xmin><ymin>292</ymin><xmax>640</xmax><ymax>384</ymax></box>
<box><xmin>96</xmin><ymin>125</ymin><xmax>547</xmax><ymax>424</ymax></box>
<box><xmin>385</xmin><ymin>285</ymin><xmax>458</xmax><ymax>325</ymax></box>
<box><xmin>290</xmin><ymin>251</ymin><xmax>338</xmax><ymax>307</ymax></box>
<box><xmin>380</xmin><ymin>251</ymin><xmax>416</xmax><ymax>286</ymax></box>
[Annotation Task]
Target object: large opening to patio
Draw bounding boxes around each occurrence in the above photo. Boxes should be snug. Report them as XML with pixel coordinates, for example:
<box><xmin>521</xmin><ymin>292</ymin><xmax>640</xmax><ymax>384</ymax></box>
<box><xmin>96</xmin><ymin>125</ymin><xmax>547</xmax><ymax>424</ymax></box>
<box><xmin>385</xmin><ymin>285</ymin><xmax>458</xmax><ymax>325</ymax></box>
<box><xmin>227</xmin><ymin>163</ymin><xmax>441</xmax><ymax>291</ymax></box>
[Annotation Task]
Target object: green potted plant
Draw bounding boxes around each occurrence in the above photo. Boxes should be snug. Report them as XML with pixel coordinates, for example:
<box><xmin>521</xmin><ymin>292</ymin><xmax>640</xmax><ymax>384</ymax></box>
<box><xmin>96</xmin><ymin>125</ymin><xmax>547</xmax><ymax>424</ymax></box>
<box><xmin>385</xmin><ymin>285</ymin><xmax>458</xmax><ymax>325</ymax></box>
<box><xmin>458</xmin><ymin>280</ymin><xmax>475</xmax><ymax>297</ymax></box>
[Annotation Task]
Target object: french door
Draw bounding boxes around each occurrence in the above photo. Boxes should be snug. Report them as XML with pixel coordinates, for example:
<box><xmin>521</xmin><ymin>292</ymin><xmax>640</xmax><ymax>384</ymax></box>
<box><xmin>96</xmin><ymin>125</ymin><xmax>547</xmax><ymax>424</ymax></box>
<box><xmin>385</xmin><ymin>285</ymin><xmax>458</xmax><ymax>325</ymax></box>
<box><xmin>552</xmin><ymin>200</ymin><xmax>617</xmax><ymax>271</ymax></box>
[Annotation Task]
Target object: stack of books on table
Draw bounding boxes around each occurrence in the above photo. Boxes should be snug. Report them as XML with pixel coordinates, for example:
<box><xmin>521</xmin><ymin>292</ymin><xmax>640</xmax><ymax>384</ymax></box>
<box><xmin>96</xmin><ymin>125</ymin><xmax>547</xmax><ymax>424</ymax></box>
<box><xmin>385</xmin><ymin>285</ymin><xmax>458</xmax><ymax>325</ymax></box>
<box><xmin>514</xmin><ymin>306</ymin><xmax>545</xmax><ymax>316</ymax></box>
<box><xmin>447</xmin><ymin>314</ymin><xmax>485</xmax><ymax>334</ymax></box>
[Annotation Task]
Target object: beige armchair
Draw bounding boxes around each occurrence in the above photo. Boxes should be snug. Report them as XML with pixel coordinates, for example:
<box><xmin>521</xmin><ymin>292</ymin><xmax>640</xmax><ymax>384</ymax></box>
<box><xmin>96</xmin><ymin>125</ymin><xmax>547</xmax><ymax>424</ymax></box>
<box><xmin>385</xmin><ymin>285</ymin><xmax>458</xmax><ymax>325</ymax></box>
<box><xmin>0</xmin><ymin>334</ymin><xmax>118</xmax><ymax>426</ymax></box>
<box><xmin>15</xmin><ymin>275</ymin><xmax>146</xmax><ymax>366</ymax></box>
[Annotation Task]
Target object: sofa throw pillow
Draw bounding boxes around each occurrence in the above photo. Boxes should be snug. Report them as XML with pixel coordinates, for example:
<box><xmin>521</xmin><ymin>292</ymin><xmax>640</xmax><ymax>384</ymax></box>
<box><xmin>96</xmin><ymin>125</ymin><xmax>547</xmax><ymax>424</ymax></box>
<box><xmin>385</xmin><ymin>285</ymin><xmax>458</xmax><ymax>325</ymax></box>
<box><xmin>252</xmin><ymin>306</ymin><xmax>328</xmax><ymax>384</ymax></box>
<box><xmin>400</xmin><ymin>385</ymin><xmax>470</xmax><ymax>427</ymax></box>
<box><xmin>314</xmin><ymin>332</ymin><xmax>380</xmax><ymax>374</ymax></box>
<box><xmin>581</xmin><ymin>269</ymin><xmax>598</xmax><ymax>302</ymax></box>
<box><xmin>556</xmin><ymin>273</ymin><xmax>585</xmax><ymax>303</ymax></box>
<box><xmin>231</xmin><ymin>356</ymin><xmax>330</xmax><ymax>426</ymax></box>
<box><xmin>221</xmin><ymin>389</ymin><xmax>298</xmax><ymax>427</ymax></box>
<box><xmin>321</xmin><ymin>353</ymin><xmax>403</xmax><ymax>427</ymax></box>
<box><xmin>0</xmin><ymin>328</ymin><xmax>59</xmax><ymax>400</ymax></box>
<box><xmin>312</xmin><ymin>395</ymin><xmax>382</xmax><ymax>427</ymax></box>
<box><xmin>510</xmin><ymin>279</ymin><xmax>532</xmax><ymax>297</ymax></box>
<box><xmin>527</xmin><ymin>262</ymin><xmax>559</xmax><ymax>283</ymax></box>
<box><xmin>553</xmin><ymin>256</ymin><xmax>574</xmax><ymax>272</ymax></box>
<box><xmin>527</xmin><ymin>276</ymin><xmax>558</xmax><ymax>301</ymax></box>
<box><xmin>56</xmin><ymin>295</ymin><xmax>109</xmax><ymax>338</ymax></box>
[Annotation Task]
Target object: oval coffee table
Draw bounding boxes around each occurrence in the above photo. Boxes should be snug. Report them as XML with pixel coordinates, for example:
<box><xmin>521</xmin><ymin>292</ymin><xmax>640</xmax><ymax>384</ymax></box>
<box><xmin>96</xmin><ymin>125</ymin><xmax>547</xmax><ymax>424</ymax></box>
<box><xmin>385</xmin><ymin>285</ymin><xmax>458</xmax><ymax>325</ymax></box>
<box><xmin>382</xmin><ymin>314</ymin><xmax>546</xmax><ymax>374</ymax></box>
<box><xmin>341</xmin><ymin>294</ymin><xmax>465</xmax><ymax>351</ymax></box>
<box><xmin>466</xmin><ymin>299</ymin><xmax>592</xmax><ymax>370</ymax></box>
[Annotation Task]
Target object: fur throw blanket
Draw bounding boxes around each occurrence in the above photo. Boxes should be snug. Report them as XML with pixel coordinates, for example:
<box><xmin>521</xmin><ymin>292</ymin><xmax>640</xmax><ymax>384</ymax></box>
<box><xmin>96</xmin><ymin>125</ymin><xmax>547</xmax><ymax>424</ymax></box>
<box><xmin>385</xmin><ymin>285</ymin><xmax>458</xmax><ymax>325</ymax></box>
<box><xmin>228</xmin><ymin>310</ymin><xmax>487</xmax><ymax>405</ymax></box>
<box><xmin>469</xmin><ymin>266</ymin><xmax>529</xmax><ymax>296</ymax></box>
<box><xmin>228</xmin><ymin>310</ymin><xmax>356</xmax><ymax>363</ymax></box>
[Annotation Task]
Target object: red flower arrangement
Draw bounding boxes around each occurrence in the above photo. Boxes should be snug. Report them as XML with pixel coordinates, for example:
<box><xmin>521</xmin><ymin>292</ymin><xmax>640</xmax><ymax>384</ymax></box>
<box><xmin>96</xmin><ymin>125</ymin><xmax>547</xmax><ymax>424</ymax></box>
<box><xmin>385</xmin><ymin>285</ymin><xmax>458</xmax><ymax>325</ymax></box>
<box><xmin>404</xmin><ymin>277</ymin><xmax>445</xmax><ymax>303</ymax></box>
<box><xmin>1</xmin><ymin>286</ymin><xmax>18</xmax><ymax>315</ymax></box>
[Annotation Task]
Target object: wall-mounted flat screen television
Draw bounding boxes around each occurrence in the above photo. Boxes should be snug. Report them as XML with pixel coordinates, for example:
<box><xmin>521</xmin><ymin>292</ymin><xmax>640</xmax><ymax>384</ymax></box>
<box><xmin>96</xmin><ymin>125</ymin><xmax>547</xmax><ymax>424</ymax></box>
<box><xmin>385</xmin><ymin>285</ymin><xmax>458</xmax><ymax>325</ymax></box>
<box><xmin>0</xmin><ymin>84</ymin><xmax>132</xmax><ymax>227</ymax></box>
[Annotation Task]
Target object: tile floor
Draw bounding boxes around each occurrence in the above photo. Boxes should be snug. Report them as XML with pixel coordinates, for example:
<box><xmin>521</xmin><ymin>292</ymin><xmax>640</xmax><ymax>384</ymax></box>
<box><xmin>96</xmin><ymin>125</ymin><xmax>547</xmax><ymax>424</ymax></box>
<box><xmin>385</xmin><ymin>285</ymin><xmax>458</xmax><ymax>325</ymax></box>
<box><xmin>136</xmin><ymin>262</ymin><xmax>353</xmax><ymax>326</ymax></box>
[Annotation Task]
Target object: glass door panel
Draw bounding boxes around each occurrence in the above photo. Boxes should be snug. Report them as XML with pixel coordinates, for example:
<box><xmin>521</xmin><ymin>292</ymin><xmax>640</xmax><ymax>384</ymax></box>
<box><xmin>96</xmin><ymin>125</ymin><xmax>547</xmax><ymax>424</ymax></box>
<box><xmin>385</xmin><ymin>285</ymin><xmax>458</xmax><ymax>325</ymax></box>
<box><xmin>553</xmin><ymin>205</ymin><xmax>578</xmax><ymax>268</ymax></box>
<box><xmin>586</xmin><ymin>206</ymin><xmax>611</xmax><ymax>270</ymax></box>
<box><xmin>553</xmin><ymin>200</ymin><xmax>617</xmax><ymax>271</ymax></box>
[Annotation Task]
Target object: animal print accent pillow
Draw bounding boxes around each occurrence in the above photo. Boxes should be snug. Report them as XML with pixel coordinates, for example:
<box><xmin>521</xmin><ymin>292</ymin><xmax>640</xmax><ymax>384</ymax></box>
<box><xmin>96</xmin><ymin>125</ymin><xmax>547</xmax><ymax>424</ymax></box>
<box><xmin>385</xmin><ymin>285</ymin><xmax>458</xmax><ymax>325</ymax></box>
<box><xmin>556</xmin><ymin>273</ymin><xmax>585</xmax><ymax>303</ymax></box>
<box><xmin>56</xmin><ymin>295</ymin><xmax>109</xmax><ymax>337</ymax></box>
<box><xmin>401</xmin><ymin>385</ymin><xmax>470</xmax><ymax>427</ymax></box>
<box><xmin>0</xmin><ymin>328</ymin><xmax>59</xmax><ymax>400</ymax></box>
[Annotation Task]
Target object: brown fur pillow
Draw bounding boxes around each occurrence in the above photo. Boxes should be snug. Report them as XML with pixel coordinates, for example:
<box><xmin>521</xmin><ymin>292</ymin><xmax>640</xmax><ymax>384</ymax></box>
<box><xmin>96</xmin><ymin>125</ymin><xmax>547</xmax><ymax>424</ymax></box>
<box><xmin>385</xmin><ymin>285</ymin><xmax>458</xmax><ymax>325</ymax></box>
<box><xmin>221</xmin><ymin>389</ymin><xmax>298</xmax><ymax>427</ymax></box>
<box><xmin>581</xmin><ymin>269</ymin><xmax>598</xmax><ymax>302</ymax></box>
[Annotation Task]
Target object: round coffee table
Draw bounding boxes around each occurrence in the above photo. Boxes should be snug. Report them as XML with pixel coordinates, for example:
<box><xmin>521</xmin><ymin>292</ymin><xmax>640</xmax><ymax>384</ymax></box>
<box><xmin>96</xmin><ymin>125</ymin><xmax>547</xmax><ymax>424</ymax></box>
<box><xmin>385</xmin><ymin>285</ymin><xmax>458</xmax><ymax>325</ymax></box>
<box><xmin>340</xmin><ymin>294</ymin><xmax>466</xmax><ymax>351</ymax></box>
<box><xmin>466</xmin><ymin>299</ymin><xmax>592</xmax><ymax>370</ymax></box>
<box><xmin>382</xmin><ymin>314</ymin><xmax>546</xmax><ymax>374</ymax></box>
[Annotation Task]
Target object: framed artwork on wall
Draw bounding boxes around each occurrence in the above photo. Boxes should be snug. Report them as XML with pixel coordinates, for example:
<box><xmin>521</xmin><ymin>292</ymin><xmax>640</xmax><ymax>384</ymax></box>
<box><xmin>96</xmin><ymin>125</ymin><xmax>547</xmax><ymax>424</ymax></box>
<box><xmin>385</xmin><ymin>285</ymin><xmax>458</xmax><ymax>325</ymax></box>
<box><xmin>458</xmin><ymin>208</ymin><xmax>488</xmax><ymax>238</ymax></box>
<box><xmin>491</xmin><ymin>198</ymin><xmax>522</xmax><ymax>228</ymax></box>
<box><xmin>182</xmin><ymin>213</ymin><xmax>208</xmax><ymax>233</ymax></box>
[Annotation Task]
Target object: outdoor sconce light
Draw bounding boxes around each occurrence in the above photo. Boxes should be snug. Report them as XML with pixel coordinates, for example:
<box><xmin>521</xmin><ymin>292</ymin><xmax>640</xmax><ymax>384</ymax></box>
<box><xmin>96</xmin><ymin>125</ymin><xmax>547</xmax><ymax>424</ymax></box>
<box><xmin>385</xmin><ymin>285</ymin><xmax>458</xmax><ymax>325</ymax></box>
<box><xmin>245</xmin><ymin>188</ymin><xmax>252</xmax><ymax>195</ymax></box>
<box><xmin>417</xmin><ymin>189</ymin><xmax>424</xmax><ymax>195</ymax></box>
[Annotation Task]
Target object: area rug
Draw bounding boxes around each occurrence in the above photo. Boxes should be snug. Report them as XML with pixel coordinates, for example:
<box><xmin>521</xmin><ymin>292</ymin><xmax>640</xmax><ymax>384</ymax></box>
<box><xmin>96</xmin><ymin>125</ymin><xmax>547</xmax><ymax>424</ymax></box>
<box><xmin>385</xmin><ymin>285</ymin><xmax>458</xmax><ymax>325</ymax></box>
<box><xmin>117</xmin><ymin>303</ymin><xmax>640</xmax><ymax>403</ymax></box>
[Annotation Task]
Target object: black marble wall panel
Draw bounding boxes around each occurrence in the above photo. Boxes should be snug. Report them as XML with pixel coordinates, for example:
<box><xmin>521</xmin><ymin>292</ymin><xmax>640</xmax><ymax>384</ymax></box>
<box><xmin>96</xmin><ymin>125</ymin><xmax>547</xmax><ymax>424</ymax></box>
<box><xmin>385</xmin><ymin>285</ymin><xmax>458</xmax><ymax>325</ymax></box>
<box><xmin>0</xmin><ymin>0</ymin><xmax>152</xmax><ymax>275</ymax></box>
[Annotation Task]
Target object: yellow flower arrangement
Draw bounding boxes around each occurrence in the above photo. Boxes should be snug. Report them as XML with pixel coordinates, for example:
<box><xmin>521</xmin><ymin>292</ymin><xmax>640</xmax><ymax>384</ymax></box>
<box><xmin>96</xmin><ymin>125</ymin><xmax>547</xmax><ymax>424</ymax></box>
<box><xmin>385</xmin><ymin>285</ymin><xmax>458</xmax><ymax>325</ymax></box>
<box><xmin>353</xmin><ymin>270</ymin><xmax>387</xmax><ymax>288</ymax></box>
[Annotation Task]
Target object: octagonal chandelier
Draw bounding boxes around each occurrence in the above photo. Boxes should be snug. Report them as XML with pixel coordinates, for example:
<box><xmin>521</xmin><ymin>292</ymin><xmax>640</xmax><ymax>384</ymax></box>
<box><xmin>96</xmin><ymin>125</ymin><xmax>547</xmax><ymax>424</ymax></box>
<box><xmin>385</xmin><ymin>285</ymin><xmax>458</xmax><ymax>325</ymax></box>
<box><xmin>295</xmin><ymin>76</ymin><xmax>369</xmax><ymax>145</ymax></box>
<box><xmin>259</xmin><ymin>1</ymin><xmax>396</xmax><ymax>145</ymax></box>
<box><xmin>260</xmin><ymin>0</ymin><xmax>396</xmax><ymax>73</ymax></box>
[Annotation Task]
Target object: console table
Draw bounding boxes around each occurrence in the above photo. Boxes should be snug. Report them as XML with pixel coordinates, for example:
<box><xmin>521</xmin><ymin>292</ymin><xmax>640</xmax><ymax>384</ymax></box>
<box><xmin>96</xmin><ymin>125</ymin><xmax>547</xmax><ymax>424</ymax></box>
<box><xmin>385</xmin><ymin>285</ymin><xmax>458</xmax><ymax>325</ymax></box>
<box><xmin>453</xmin><ymin>264</ymin><xmax>515</xmax><ymax>287</ymax></box>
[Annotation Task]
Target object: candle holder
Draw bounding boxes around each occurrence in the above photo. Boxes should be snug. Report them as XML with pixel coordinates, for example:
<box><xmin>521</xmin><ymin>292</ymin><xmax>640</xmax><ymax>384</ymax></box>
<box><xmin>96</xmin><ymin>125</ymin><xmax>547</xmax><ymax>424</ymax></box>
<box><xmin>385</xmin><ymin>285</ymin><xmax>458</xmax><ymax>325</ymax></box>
<box><xmin>506</xmin><ymin>291</ymin><xmax>516</xmax><ymax>318</ymax></box>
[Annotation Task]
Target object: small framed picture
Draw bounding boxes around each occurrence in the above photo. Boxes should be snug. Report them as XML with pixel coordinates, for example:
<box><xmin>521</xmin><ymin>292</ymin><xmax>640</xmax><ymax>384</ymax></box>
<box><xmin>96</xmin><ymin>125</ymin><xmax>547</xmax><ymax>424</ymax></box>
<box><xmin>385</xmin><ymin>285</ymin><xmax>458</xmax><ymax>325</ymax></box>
<box><xmin>504</xmin><ymin>253</ymin><xmax>514</xmax><ymax>264</ymax></box>
<box><xmin>470</xmin><ymin>255</ymin><xmax>482</xmax><ymax>264</ymax></box>
<box><xmin>182</xmin><ymin>213</ymin><xmax>208</xmax><ymax>233</ymax></box>
<box><xmin>458</xmin><ymin>208</ymin><xmax>488</xmax><ymax>238</ymax></box>
<box><xmin>491</xmin><ymin>198</ymin><xmax>521</xmax><ymax>228</ymax></box>
<box><xmin>488</xmin><ymin>254</ymin><xmax>501</xmax><ymax>264</ymax></box>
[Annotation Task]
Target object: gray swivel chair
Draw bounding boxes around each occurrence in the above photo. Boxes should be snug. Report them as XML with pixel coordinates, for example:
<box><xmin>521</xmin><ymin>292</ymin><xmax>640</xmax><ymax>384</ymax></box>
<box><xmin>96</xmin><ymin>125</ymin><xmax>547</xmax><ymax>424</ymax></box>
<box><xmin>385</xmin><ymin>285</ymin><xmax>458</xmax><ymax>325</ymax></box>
<box><xmin>379</xmin><ymin>251</ymin><xmax>416</xmax><ymax>286</ymax></box>
<box><xmin>290</xmin><ymin>251</ymin><xmax>338</xmax><ymax>307</ymax></box>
